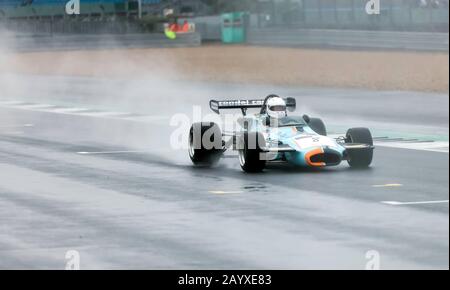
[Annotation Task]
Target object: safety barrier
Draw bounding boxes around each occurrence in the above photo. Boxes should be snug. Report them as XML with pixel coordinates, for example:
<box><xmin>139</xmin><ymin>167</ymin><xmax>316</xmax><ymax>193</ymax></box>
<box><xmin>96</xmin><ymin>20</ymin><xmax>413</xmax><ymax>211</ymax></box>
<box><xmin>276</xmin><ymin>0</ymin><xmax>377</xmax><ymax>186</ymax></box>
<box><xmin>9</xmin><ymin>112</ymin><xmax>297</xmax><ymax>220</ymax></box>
<box><xmin>247</xmin><ymin>28</ymin><xmax>449</xmax><ymax>52</ymax></box>
<box><xmin>0</xmin><ymin>31</ymin><xmax>202</xmax><ymax>52</ymax></box>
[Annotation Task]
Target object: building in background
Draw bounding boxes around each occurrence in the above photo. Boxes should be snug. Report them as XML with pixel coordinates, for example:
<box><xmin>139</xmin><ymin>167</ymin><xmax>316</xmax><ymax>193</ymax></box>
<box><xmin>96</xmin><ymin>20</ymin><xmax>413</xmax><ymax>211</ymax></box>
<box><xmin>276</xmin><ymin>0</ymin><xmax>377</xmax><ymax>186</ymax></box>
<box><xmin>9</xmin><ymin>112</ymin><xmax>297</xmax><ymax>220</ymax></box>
<box><xmin>0</xmin><ymin>0</ymin><xmax>448</xmax><ymax>33</ymax></box>
<box><xmin>0</xmin><ymin>0</ymin><xmax>167</xmax><ymax>34</ymax></box>
<box><xmin>0</xmin><ymin>1</ymin><xmax>165</xmax><ymax>20</ymax></box>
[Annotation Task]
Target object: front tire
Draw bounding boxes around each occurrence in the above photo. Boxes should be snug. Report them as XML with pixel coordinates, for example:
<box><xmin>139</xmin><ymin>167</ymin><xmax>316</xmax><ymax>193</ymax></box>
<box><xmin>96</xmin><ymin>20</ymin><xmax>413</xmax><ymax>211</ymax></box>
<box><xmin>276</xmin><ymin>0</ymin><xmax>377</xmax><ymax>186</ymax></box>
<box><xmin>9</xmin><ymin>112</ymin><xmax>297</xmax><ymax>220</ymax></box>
<box><xmin>189</xmin><ymin>122</ymin><xmax>223</xmax><ymax>167</ymax></box>
<box><xmin>238</xmin><ymin>132</ymin><xmax>266</xmax><ymax>173</ymax></box>
<box><xmin>345</xmin><ymin>127</ymin><xmax>374</xmax><ymax>168</ymax></box>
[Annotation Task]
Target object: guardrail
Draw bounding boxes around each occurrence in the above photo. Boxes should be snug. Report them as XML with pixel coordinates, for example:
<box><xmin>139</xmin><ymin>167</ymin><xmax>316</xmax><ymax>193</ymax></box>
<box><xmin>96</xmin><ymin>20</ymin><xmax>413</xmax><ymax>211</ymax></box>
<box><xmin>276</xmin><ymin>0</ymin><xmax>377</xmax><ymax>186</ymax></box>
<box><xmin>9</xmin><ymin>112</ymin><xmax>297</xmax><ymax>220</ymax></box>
<box><xmin>0</xmin><ymin>32</ymin><xmax>202</xmax><ymax>52</ymax></box>
<box><xmin>247</xmin><ymin>29</ymin><xmax>449</xmax><ymax>52</ymax></box>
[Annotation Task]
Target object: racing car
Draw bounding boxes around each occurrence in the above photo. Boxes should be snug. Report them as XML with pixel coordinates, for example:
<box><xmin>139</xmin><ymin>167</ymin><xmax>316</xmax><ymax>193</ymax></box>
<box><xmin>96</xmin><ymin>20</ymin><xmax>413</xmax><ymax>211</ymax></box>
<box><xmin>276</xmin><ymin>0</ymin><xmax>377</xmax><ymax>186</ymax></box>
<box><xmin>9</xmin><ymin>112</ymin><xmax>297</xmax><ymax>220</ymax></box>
<box><xmin>188</xmin><ymin>95</ymin><xmax>374</xmax><ymax>173</ymax></box>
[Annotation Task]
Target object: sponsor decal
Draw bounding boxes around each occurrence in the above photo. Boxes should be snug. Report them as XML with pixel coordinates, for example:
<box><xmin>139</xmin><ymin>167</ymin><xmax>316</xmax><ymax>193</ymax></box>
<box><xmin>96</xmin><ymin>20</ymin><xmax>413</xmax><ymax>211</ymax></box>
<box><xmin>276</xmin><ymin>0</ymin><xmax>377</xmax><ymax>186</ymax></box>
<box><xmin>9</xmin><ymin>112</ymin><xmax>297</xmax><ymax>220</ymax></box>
<box><xmin>218</xmin><ymin>100</ymin><xmax>265</xmax><ymax>107</ymax></box>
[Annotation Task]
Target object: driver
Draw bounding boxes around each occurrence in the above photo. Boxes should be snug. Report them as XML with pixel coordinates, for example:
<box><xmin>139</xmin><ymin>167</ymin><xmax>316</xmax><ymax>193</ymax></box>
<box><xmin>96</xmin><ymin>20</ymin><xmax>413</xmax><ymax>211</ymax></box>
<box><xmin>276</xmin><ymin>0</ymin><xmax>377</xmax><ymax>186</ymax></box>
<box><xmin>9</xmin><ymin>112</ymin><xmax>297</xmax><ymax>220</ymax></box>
<box><xmin>266</xmin><ymin>96</ymin><xmax>287</xmax><ymax>119</ymax></box>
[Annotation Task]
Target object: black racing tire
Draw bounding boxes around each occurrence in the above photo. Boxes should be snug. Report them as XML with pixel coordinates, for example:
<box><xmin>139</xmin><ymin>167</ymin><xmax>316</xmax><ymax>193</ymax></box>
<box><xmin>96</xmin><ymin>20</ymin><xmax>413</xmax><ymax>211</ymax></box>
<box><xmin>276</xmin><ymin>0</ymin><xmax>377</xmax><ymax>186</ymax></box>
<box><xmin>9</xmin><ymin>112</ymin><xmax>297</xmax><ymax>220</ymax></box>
<box><xmin>238</xmin><ymin>132</ymin><xmax>266</xmax><ymax>173</ymax></box>
<box><xmin>308</xmin><ymin>118</ymin><xmax>327</xmax><ymax>136</ymax></box>
<box><xmin>188</xmin><ymin>122</ymin><xmax>223</xmax><ymax>166</ymax></box>
<box><xmin>345</xmin><ymin>127</ymin><xmax>374</xmax><ymax>168</ymax></box>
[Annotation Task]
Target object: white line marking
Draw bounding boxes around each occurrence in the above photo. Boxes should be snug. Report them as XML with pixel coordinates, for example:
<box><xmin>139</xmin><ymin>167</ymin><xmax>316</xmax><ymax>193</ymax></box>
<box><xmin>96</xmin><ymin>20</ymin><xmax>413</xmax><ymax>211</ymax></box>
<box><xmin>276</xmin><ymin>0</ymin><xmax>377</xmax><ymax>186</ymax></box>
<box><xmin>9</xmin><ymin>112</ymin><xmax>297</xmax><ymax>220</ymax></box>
<box><xmin>375</xmin><ymin>141</ymin><xmax>449</xmax><ymax>153</ymax></box>
<box><xmin>0</xmin><ymin>101</ymin><xmax>168</xmax><ymax>124</ymax></box>
<box><xmin>20</xmin><ymin>104</ymin><xmax>57</xmax><ymax>109</ymax></box>
<box><xmin>52</xmin><ymin>108</ymin><xmax>90</xmax><ymax>113</ymax></box>
<box><xmin>330</xmin><ymin>133</ymin><xmax>449</xmax><ymax>153</ymax></box>
<box><xmin>77</xmin><ymin>150</ymin><xmax>148</xmax><ymax>155</ymax></box>
<box><xmin>372</xmin><ymin>184</ymin><xmax>403</xmax><ymax>188</ymax></box>
<box><xmin>80</xmin><ymin>111</ymin><xmax>132</xmax><ymax>117</ymax></box>
<box><xmin>381</xmin><ymin>200</ymin><xmax>449</xmax><ymax>206</ymax></box>
<box><xmin>0</xmin><ymin>124</ymin><xmax>34</xmax><ymax>129</ymax></box>
<box><xmin>209</xmin><ymin>191</ymin><xmax>243</xmax><ymax>195</ymax></box>
<box><xmin>121</xmin><ymin>115</ymin><xmax>169</xmax><ymax>122</ymax></box>
<box><xmin>0</xmin><ymin>101</ymin><xmax>28</xmax><ymax>105</ymax></box>
<box><xmin>329</xmin><ymin>134</ymin><xmax>449</xmax><ymax>153</ymax></box>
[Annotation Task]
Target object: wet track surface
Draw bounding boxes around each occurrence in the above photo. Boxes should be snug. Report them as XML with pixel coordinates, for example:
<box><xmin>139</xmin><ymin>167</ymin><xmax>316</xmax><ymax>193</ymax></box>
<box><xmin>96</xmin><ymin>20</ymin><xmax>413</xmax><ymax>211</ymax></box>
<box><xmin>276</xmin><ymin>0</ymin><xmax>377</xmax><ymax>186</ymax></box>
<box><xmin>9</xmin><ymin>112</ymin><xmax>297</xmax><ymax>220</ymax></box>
<box><xmin>0</xmin><ymin>74</ymin><xmax>448</xmax><ymax>269</ymax></box>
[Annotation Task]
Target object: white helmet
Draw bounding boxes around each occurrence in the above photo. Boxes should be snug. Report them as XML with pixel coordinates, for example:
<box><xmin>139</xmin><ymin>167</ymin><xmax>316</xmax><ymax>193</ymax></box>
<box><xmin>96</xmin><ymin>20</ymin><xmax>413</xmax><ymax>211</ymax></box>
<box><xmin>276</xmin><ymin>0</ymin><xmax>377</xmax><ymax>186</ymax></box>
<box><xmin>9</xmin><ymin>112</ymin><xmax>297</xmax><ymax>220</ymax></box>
<box><xmin>266</xmin><ymin>96</ymin><xmax>287</xmax><ymax>119</ymax></box>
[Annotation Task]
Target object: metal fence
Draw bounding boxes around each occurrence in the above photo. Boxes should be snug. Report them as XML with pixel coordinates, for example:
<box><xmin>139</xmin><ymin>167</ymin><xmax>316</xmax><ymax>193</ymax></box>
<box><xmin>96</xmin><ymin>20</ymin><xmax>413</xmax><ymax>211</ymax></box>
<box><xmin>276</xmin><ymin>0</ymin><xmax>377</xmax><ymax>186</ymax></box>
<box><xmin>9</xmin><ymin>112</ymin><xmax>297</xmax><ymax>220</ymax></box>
<box><xmin>0</xmin><ymin>19</ymin><xmax>147</xmax><ymax>34</ymax></box>
<box><xmin>255</xmin><ymin>0</ymin><xmax>449</xmax><ymax>32</ymax></box>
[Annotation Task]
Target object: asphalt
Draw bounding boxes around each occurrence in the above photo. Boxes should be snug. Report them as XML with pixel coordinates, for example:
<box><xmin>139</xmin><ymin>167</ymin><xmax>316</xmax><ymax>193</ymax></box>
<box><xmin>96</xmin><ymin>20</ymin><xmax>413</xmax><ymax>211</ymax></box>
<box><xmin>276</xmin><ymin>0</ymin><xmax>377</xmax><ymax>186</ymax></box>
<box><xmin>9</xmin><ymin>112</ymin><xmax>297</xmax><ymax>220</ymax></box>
<box><xmin>0</xmin><ymin>74</ymin><xmax>448</xmax><ymax>269</ymax></box>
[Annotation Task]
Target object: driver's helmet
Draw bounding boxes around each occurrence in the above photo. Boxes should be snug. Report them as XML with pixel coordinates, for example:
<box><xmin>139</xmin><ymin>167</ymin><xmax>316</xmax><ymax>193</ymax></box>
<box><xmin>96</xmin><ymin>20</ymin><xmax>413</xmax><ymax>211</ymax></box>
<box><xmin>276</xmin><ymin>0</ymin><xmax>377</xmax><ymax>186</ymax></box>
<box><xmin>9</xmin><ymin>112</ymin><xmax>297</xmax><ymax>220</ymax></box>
<box><xmin>266</xmin><ymin>96</ymin><xmax>287</xmax><ymax>119</ymax></box>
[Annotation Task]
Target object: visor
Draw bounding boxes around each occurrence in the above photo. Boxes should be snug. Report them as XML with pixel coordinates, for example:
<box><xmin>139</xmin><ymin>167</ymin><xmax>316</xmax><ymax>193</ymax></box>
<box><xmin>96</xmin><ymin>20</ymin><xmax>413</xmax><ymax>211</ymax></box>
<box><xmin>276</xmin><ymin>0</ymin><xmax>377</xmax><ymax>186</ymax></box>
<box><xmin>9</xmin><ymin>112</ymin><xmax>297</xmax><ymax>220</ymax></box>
<box><xmin>269</xmin><ymin>105</ymin><xmax>286</xmax><ymax>112</ymax></box>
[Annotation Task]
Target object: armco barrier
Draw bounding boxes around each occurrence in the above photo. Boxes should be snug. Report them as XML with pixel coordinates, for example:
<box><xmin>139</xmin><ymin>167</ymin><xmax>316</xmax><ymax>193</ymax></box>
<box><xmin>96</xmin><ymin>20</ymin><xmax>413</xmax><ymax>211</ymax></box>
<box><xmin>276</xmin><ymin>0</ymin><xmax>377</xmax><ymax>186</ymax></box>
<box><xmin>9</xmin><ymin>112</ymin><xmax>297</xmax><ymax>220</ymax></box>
<box><xmin>247</xmin><ymin>29</ymin><xmax>449</xmax><ymax>52</ymax></box>
<box><xmin>0</xmin><ymin>32</ymin><xmax>202</xmax><ymax>52</ymax></box>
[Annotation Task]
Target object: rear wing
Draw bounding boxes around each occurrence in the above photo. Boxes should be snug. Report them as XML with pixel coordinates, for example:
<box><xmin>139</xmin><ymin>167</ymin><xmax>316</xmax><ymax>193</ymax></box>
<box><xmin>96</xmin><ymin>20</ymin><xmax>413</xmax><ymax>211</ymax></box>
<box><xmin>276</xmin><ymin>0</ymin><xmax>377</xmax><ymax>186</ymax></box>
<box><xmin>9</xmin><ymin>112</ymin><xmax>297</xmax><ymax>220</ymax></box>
<box><xmin>210</xmin><ymin>98</ymin><xmax>296</xmax><ymax>115</ymax></box>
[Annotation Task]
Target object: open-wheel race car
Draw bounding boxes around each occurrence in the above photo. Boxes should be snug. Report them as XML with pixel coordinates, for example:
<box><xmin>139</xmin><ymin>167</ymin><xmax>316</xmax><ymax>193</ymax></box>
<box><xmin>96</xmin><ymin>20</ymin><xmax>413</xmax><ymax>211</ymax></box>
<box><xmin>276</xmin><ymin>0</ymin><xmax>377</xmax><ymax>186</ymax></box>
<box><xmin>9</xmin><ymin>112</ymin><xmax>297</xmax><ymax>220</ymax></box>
<box><xmin>188</xmin><ymin>95</ymin><xmax>374</xmax><ymax>173</ymax></box>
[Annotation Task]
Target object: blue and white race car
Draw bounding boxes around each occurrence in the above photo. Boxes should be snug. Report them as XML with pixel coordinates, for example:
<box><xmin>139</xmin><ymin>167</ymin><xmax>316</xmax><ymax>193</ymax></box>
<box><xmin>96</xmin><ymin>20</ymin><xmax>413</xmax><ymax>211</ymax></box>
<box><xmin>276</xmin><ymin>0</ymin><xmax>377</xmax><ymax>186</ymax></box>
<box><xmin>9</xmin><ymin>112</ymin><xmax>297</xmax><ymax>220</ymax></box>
<box><xmin>188</xmin><ymin>95</ymin><xmax>374</xmax><ymax>173</ymax></box>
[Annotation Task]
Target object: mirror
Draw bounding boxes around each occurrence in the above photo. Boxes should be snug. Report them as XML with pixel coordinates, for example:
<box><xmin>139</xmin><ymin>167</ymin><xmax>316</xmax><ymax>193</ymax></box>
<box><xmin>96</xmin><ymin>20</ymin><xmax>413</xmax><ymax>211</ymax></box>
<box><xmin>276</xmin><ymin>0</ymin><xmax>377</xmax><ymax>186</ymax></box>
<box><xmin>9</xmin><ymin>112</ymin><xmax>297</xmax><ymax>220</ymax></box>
<box><xmin>285</xmin><ymin>97</ymin><xmax>296</xmax><ymax>112</ymax></box>
<box><xmin>302</xmin><ymin>114</ymin><xmax>310</xmax><ymax>123</ymax></box>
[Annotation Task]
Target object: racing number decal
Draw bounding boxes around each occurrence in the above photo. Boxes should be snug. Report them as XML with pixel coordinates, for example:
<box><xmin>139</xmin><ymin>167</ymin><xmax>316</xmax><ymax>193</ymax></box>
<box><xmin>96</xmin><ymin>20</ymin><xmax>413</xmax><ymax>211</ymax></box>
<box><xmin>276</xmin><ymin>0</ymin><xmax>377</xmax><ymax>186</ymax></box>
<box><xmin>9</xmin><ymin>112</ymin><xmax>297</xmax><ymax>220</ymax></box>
<box><xmin>295</xmin><ymin>136</ymin><xmax>320</xmax><ymax>149</ymax></box>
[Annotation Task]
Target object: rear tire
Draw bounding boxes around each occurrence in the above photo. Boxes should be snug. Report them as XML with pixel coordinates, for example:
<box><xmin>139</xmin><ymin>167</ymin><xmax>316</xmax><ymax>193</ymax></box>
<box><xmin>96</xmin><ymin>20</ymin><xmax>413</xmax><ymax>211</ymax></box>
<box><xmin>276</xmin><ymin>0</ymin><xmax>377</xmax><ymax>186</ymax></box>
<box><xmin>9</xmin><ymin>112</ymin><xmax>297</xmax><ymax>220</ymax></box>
<box><xmin>189</xmin><ymin>122</ymin><xmax>223</xmax><ymax>167</ymax></box>
<box><xmin>345</xmin><ymin>127</ymin><xmax>374</xmax><ymax>168</ymax></box>
<box><xmin>308</xmin><ymin>118</ymin><xmax>327</xmax><ymax>136</ymax></box>
<box><xmin>238</xmin><ymin>132</ymin><xmax>266</xmax><ymax>173</ymax></box>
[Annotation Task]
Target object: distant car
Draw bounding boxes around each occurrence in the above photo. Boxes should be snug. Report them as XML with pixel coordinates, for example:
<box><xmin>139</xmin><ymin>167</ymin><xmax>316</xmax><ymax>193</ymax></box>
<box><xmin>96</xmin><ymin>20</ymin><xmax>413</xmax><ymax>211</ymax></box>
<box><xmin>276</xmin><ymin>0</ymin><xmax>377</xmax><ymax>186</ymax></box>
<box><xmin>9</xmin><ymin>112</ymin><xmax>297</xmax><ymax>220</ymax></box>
<box><xmin>188</xmin><ymin>95</ymin><xmax>374</xmax><ymax>173</ymax></box>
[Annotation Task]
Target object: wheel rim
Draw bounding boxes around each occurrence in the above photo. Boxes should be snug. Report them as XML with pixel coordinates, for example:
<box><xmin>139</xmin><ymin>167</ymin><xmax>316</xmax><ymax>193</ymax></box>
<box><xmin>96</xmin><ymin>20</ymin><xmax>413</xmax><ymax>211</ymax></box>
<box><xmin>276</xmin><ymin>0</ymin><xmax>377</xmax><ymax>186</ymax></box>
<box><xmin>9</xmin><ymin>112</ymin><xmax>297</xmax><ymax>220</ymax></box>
<box><xmin>346</xmin><ymin>134</ymin><xmax>353</xmax><ymax>163</ymax></box>
<box><xmin>347</xmin><ymin>134</ymin><xmax>354</xmax><ymax>143</ymax></box>
<box><xmin>238</xmin><ymin>149</ymin><xmax>246</xmax><ymax>167</ymax></box>
<box><xmin>188</xmin><ymin>130</ymin><xmax>195</xmax><ymax>158</ymax></box>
